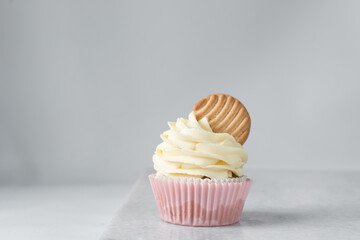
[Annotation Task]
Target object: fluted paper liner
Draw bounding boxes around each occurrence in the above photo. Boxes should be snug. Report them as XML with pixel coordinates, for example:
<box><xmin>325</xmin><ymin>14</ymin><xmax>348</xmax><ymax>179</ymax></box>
<box><xmin>149</xmin><ymin>174</ymin><xmax>252</xmax><ymax>226</ymax></box>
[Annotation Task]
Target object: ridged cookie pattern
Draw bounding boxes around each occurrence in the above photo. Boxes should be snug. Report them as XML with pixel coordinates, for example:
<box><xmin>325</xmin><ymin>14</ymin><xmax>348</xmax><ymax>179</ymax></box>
<box><xmin>192</xmin><ymin>94</ymin><xmax>251</xmax><ymax>145</ymax></box>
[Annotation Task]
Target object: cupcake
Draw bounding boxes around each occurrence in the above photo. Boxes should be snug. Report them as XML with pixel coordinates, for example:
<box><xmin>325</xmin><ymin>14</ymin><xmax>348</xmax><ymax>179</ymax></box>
<box><xmin>149</xmin><ymin>94</ymin><xmax>252</xmax><ymax>226</ymax></box>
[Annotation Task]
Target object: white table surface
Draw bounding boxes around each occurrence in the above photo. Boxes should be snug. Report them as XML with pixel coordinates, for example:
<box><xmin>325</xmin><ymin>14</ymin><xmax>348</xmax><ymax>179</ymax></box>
<box><xmin>101</xmin><ymin>170</ymin><xmax>360</xmax><ymax>240</ymax></box>
<box><xmin>1</xmin><ymin>170</ymin><xmax>360</xmax><ymax>240</ymax></box>
<box><xmin>0</xmin><ymin>184</ymin><xmax>131</xmax><ymax>240</ymax></box>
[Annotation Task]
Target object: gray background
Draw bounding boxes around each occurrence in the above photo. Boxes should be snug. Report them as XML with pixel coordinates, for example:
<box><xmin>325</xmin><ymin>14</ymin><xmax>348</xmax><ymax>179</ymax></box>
<box><xmin>1</xmin><ymin>0</ymin><xmax>359</xmax><ymax>185</ymax></box>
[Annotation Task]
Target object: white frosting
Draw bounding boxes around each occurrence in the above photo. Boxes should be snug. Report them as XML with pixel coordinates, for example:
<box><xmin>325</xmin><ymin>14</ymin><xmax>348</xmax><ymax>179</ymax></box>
<box><xmin>153</xmin><ymin>112</ymin><xmax>248</xmax><ymax>179</ymax></box>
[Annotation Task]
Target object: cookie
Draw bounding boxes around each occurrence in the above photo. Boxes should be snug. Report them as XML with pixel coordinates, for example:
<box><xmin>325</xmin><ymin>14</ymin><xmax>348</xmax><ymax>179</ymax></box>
<box><xmin>192</xmin><ymin>94</ymin><xmax>251</xmax><ymax>145</ymax></box>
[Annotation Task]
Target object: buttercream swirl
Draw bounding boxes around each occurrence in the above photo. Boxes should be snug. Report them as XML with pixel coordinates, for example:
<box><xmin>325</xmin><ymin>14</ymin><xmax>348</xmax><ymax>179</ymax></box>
<box><xmin>153</xmin><ymin>112</ymin><xmax>248</xmax><ymax>179</ymax></box>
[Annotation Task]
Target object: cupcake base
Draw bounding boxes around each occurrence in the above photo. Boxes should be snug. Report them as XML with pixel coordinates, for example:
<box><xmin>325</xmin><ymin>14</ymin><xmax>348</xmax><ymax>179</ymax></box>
<box><xmin>149</xmin><ymin>174</ymin><xmax>252</xmax><ymax>227</ymax></box>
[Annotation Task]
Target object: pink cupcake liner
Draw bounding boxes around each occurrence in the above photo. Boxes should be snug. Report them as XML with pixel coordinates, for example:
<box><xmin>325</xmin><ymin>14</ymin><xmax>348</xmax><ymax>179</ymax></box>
<box><xmin>149</xmin><ymin>174</ymin><xmax>252</xmax><ymax>227</ymax></box>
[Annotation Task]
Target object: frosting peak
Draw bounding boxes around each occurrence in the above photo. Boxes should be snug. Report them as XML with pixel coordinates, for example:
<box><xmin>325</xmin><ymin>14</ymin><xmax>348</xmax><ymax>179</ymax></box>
<box><xmin>153</xmin><ymin>112</ymin><xmax>248</xmax><ymax>179</ymax></box>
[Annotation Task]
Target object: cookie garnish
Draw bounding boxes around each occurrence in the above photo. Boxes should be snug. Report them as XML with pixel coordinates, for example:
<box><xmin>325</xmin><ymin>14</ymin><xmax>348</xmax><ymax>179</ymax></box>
<box><xmin>192</xmin><ymin>94</ymin><xmax>251</xmax><ymax>145</ymax></box>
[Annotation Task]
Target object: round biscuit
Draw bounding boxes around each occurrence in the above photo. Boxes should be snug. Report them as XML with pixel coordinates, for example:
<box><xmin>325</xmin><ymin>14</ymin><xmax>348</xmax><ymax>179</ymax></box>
<box><xmin>192</xmin><ymin>94</ymin><xmax>251</xmax><ymax>145</ymax></box>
